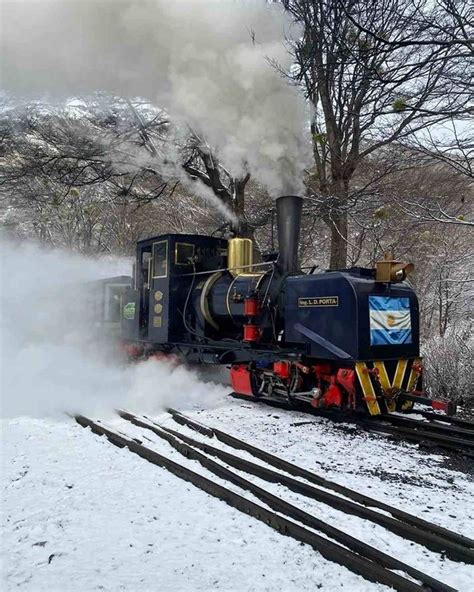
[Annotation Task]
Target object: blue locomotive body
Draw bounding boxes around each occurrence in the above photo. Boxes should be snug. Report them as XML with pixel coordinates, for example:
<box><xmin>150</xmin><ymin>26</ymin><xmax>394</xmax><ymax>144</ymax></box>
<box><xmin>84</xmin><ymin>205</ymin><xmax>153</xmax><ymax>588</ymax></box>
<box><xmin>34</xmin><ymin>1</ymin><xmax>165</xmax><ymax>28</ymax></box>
<box><xmin>117</xmin><ymin>196</ymin><xmax>451</xmax><ymax>416</ymax></box>
<box><xmin>284</xmin><ymin>270</ymin><xmax>420</xmax><ymax>362</ymax></box>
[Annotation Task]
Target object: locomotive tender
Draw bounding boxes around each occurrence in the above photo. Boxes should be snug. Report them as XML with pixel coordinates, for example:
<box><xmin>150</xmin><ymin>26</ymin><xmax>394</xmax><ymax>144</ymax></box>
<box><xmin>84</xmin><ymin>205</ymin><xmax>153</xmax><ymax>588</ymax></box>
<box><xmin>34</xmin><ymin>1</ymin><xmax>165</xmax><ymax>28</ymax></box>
<box><xmin>119</xmin><ymin>195</ymin><xmax>453</xmax><ymax>416</ymax></box>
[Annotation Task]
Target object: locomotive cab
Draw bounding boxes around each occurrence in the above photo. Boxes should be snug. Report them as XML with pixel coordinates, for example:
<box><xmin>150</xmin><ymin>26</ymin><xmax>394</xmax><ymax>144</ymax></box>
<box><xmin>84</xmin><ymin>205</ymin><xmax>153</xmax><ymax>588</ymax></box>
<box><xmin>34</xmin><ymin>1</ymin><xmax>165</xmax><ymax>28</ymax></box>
<box><xmin>121</xmin><ymin>234</ymin><xmax>228</xmax><ymax>346</ymax></box>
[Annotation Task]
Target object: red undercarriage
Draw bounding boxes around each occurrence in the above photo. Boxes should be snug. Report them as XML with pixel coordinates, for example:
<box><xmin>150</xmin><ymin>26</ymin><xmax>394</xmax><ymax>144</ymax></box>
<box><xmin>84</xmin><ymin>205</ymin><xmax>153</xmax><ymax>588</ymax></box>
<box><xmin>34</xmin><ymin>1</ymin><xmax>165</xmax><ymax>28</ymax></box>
<box><xmin>230</xmin><ymin>361</ymin><xmax>353</xmax><ymax>409</ymax></box>
<box><xmin>230</xmin><ymin>361</ymin><xmax>454</xmax><ymax>415</ymax></box>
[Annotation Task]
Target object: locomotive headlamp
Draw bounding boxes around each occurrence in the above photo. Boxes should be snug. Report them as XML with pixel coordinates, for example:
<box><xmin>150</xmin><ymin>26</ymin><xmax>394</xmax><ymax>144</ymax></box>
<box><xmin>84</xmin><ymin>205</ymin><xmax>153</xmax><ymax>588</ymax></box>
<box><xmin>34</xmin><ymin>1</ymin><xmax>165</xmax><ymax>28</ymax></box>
<box><xmin>376</xmin><ymin>253</ymin><xmax>414</xmax><ymax>283</ymax></box>
<box><xmin>393</xmin><ymin>268</ymin><xmax>404</xmax><ymax>281</ymax></box>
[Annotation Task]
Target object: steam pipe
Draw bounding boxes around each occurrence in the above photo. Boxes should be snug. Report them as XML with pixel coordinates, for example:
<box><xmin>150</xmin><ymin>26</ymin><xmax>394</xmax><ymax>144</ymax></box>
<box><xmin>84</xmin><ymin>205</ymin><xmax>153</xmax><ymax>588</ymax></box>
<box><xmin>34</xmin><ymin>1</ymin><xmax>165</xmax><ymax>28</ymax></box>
<box><xmin>276</xmin><ymin>195</ymin><xmax>303</xmax><ymax>274</ymax></box>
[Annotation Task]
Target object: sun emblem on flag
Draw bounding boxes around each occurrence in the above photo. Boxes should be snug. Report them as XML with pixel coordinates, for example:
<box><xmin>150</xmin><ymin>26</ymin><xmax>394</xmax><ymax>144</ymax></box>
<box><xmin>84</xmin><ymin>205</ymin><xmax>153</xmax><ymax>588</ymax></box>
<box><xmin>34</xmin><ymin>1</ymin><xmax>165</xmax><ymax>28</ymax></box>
<box><xmin>387</xmin><ymin>313</ymin><xmax>396</xmax><ymax>327</ymax></box>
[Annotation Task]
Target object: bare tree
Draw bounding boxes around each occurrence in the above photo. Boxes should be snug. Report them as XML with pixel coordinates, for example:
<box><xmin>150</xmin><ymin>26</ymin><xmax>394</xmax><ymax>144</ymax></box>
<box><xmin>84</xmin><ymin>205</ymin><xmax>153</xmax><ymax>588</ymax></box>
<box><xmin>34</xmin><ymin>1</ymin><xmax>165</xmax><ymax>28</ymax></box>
<box><xmin>0</xmin><ymin>96</ymin><xmax>258</xmax><ymax>241</ymax></box>
<box><xmin>422</xmin><ymin>330</ymin><xmax>473</xmax><ymax>404</ymax></box>
<box><xmin>281</xmin><ymin>0</ymin><xmax>472</xmax><ymax>268</ymax></box>
<box><xmin>342</xmin><ymin>0</ymin><xmax>474</xmax><ymax>178</ymax></box>
<box><xmin>122</xmin><ymin>99</ymin><xmax>253</xmax><ymax>235</ymax></box>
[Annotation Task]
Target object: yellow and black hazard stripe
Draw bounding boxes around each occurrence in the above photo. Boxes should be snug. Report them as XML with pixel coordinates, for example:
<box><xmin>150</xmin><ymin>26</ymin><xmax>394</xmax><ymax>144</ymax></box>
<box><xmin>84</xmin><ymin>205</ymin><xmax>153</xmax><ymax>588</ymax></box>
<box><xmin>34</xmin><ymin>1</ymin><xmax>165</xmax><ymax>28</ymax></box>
<box><xmin>355</xmin><ymin>358</ymin><xmax>422</xmax><ymax>415</ymax></box>
<box><xmin>355</xmin><ymin>362</ymin><xmax>381</xmax><ymax>415</ymax></box>
<box><xmin>406</xmin><ymin>358</ymin><xmax>422</xmax><ymax>391</ymax></box>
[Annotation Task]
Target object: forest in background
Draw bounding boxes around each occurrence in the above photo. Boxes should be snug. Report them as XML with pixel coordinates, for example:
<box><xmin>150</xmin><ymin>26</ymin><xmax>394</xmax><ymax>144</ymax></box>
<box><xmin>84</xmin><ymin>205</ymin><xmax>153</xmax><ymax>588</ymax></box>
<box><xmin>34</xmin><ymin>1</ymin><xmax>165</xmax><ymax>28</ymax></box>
<box><xmin>1</xmin><ymin>0</ymin><xmax>472</xmax><ymax>403</ymax></box>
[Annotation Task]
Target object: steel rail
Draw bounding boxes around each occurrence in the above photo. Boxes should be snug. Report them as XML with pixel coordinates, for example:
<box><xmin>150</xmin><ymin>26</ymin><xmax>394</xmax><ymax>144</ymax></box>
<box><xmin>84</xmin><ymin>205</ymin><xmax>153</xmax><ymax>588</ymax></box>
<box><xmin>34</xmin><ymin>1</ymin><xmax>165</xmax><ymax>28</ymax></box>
<box><xmin>74</xmin><ymin>414</ymin><xmax>437</xmax><ymax>592</ymax></box>
<box><xmin>229</xmin><ymin>392</ymin><xmax>474</xmax><ymax>457</ymax></box>
<box><xmin>419</xmin><ymin>411</ymin><xmax>474</xmax><ymax>430</ymax></box>
<box><xmin>121</xmin><ymin>409</ymin><xmax>474</xmax><ymax>565</ymax></box>
<box><xmin>362</xmin><ymin>420</ymin><xmax>474</xmax><ymax>455</ymax></box>
<box><xmin>312</xmin><ymin>411</ymin><xmax>474</xmax><ymax>456</ymax></box>
<box><xmin>166</xmin><ymin>408</ymin><xmax>474</xmax><ymax>550</ymax></box>
<box><xmin>326</xmin><ymin>413</ymin><xmax>474</xmax><ymax>458</ymax></box>
<box><xmin>378</xmin><ymin>414</ymin><xmax>474</xmax><ymax>440</ymax></box>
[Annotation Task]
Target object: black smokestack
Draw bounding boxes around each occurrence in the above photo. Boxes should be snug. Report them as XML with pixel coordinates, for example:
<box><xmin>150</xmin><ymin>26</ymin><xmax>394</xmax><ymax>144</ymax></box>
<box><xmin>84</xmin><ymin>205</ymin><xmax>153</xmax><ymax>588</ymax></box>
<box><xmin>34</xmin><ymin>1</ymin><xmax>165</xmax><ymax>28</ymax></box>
<box><xmin>276</xmin><ymin>195</ymin><xmax>303</xmax><ymax>274</ymax></box>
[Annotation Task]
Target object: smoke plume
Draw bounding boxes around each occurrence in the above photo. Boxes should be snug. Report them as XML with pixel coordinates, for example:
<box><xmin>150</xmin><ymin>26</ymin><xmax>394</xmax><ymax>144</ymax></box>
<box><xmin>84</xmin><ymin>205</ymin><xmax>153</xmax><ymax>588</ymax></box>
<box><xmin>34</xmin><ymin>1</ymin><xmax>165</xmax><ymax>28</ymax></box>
<box><xmin>0</xmin><ymin>239</ymin><xmax>228</xmax><ymax>418</ymax></box>
<box><xmin>1</xmin><ymin>0</ymin><xmax>312</xmax><ymax>195</ymax></box>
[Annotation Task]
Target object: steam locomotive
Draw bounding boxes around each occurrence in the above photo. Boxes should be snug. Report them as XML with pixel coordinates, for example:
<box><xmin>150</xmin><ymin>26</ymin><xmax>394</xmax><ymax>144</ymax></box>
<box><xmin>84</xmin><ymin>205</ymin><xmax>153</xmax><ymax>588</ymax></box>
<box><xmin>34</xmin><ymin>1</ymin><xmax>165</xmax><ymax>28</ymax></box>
<box><xmin>108</xmin><ymin>195</ymin><xmax>453</xmax><ymax>416</ymax></box>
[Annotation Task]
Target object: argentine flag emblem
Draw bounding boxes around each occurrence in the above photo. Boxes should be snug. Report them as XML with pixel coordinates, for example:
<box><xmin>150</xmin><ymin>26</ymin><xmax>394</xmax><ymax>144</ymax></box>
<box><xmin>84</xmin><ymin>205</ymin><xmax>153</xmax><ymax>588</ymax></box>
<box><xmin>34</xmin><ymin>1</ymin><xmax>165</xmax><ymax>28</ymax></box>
<box><xmin>369</xmin><ymin>296</ymin><xmax>412</xmax><ymax>345</ymax></box>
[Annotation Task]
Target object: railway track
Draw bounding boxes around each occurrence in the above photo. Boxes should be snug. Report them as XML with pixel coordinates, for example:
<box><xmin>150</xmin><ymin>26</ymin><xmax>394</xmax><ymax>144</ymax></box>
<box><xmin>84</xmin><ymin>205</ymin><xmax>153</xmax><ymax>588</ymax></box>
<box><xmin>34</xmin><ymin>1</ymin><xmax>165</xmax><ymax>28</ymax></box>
<box><xmin>230</xmin><ymin>393</ymin><xmax>474</xmax><ymax>457</ymax></box>
<box><xmin>417</xmin><ymin>410</ymin><xmax>474</xmax><ymax>430</ymax></box>
<box><xmin>383</xmin><ymin>413</ymin><xmax>474</xmax><ymax>438</ymax></box>
<box><xmin>75</xmin><ymin>409</ymin><xmax>474</xmax><ymax>592</ymax></box>
<box><xmin>358</xmin><ymin>413</ymin><xmax>474</xmax><ymax>458</ymax></box>
<box><xmin>164</xmin><ymin>409</ymin><xmax>474</xmax><ymax>552</ymax></box>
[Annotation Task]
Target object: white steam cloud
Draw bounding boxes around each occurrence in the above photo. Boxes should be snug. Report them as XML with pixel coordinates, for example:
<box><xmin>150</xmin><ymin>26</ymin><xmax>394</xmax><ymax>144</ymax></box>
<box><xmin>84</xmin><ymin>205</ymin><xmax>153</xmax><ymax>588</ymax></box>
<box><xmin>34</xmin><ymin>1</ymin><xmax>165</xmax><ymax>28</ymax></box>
<box><xmin>0</xmin><ymin>240</ymin><xmax>228</xmax><ymax>418</ymax></box>
<box><xmin>1</xmin><ymin>0</ymin><xmax>312</xmax><ymax>196</ymax></box>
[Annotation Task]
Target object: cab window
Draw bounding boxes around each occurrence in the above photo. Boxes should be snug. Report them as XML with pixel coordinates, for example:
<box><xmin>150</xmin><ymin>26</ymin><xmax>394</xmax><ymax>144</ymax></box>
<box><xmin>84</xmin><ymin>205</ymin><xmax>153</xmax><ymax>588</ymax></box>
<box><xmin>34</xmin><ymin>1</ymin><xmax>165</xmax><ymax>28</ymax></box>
<box><xmin>105</xmin><ymin>285</ymin><xmax>124</xmax><ymax>322</ymax></box>
<box><xmin>175</xmin><ymin>243</ymin><xmax>195</xmax><ymax>266</ymax></box>
<box><xmin>141</xmin><ymin>251</ymin><xmax>152</xmax><ymax>288</ymax></box>
<box><xmin>153</xmin><ymin>241</ymin><xmax>168</xmax><ymax>278</ymax></box>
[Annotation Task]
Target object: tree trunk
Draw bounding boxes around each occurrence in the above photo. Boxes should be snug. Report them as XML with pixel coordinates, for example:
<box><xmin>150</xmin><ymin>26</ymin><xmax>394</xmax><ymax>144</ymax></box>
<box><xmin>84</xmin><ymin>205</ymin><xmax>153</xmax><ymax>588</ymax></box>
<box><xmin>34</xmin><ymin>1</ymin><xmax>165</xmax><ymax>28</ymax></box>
<box><xmin>328</xmin><ymin>211</ymin><xmax>348</xmax><ymax>270</ymax></box>
<box><xmin>232</xmin><ymin>174</ymin><xmax>252</xmax><ymax>238</ymax></box>
<box><xmin>324</xmin><ymin>181</ymin><xmax>349</xmax><ymax>270</ymax></box>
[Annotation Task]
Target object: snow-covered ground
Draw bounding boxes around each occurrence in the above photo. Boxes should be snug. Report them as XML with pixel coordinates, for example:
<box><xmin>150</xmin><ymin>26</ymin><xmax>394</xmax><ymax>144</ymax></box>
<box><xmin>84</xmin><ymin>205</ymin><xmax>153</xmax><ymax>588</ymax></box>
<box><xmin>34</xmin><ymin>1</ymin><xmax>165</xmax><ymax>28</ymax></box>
<box><xmin>2</xmin><ymin>392</ymin><xmax>474</xmax><ymax>592</ymax></box>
